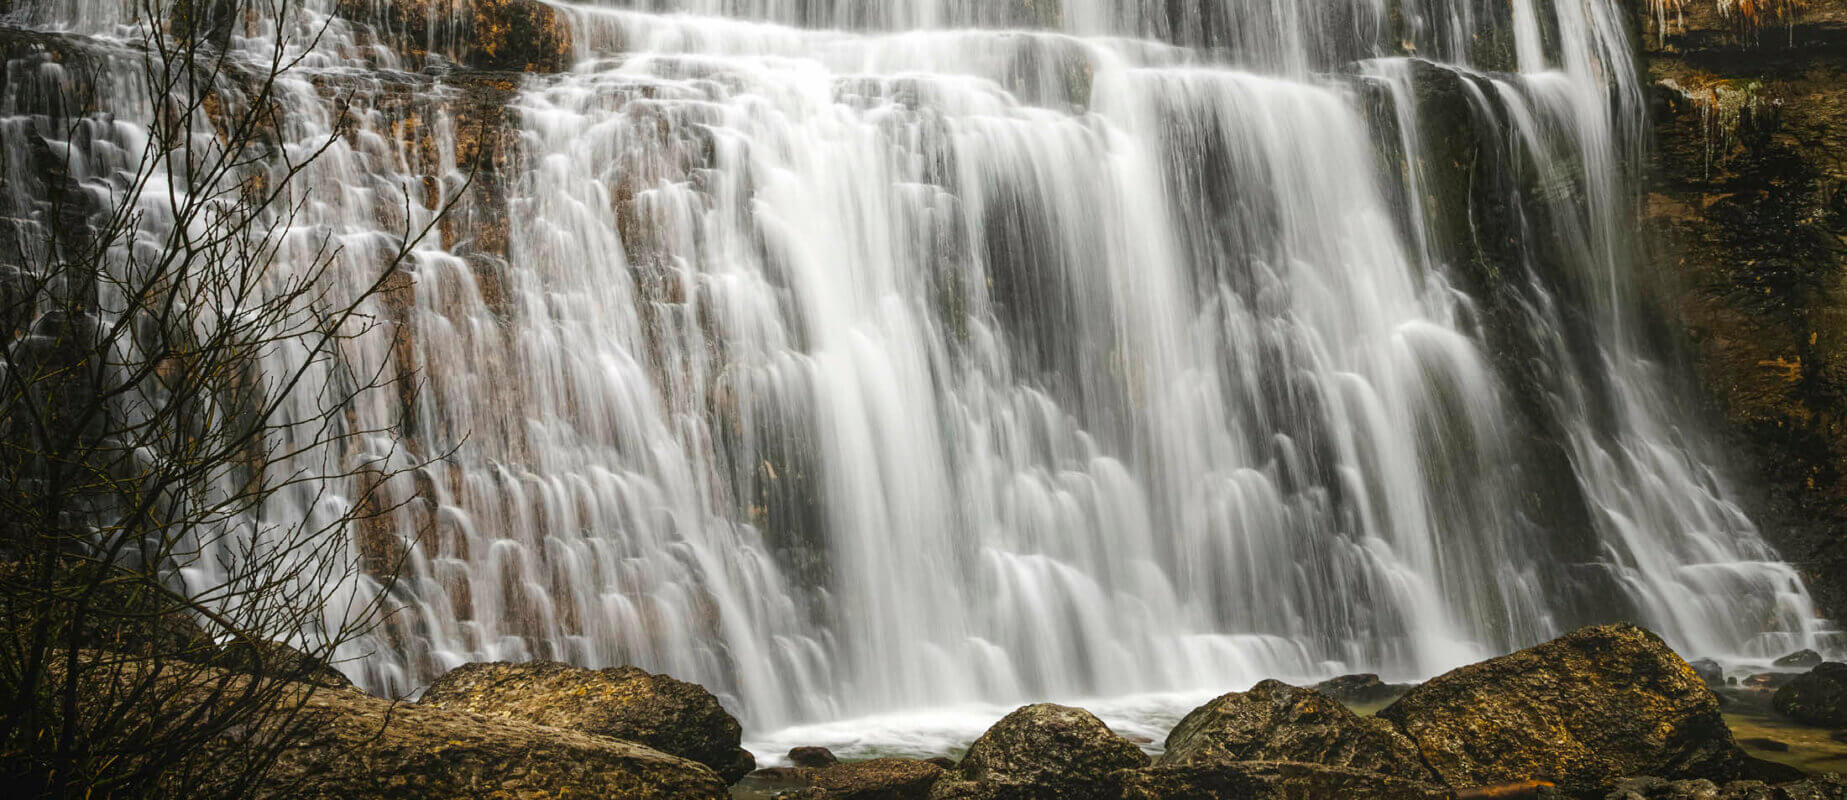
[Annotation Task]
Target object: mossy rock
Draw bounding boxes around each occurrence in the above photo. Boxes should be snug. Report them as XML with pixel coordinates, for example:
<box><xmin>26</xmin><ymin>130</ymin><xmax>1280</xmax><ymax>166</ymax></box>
<box><xmin>1161</xmin><ymin>680</ymin><xmax>1433</xmax><ymax>781</ymax></box>
<box><xmin>262</xmin><ymin>672</ymin><xmax>728</xmax><ymax>799</ymax></box>
<box><xmin>1377</xmin><ymin>624</ymin><xmax>1753</xmax><ymax>793</ymax></box>
<box><xmin>1771</xmin><ymin>662</ymin><xmax>1847</xmax><ymax>727</ymax></box>
<box><xmin>928</xmin><ymin>703</ymin><xmax>1148</xmax><ymax>800</ymax></box>
<box><xmin>419</xmin><ymin>660</ymin><xmax>755</xmax><ymax>783</ymax></box>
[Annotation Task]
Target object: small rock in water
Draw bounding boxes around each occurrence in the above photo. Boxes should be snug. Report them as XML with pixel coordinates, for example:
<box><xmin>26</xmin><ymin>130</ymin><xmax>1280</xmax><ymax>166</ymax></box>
<box><xmin>1742</xmin><ymin>672</ymin><xmax>1796</xmax><ymax>690</ymax></box>
<box><xmin>1773</xmin><ymin>649</ymin><xmax>1823</xmax><ymax>669</ymax></box>
<box><xmin>1312</xmin><ymin>673</ymin><xmax>1415</xmax><ymax>705</ymax></box>
<box><xmin>790</xmin><ymin>746</ymin><xmax>840</xmax><ymax>767</ymax></box>
<box><xmin>1736</xmin><ymin>736</ymin><xmax>1790</xmax><ymax>752</ymax></box>
<box><xmin>751</xmin><ymin>766</ymin><xmax>810</xmax><ymax>781</ymax></box>
<box><xmin>1687</xmin><ymin>659</ymin><xmax>1725</xmax><ymax>688</ymax></box>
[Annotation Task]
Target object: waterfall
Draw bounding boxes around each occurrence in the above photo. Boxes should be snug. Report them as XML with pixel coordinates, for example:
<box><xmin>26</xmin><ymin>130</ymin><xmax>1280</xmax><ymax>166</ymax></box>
<box><xmin>2</xmin><ymin>0</ymin><xmax>1830</xmax><ymax>737</ymax></box>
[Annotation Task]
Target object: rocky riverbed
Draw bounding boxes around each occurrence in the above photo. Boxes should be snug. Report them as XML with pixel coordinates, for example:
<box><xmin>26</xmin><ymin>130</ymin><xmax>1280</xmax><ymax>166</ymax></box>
<box><xmin>127</xmin><ymin>622</ymin><xmax>1846</xmax><ymax>799</ymax></box>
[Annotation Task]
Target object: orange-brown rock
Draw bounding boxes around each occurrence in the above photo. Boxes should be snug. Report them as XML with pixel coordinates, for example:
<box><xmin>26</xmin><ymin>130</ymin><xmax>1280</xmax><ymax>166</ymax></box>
<box><xmin>419</xmin><ymin>660</ymin><xmax>756</xmax><ymax>783</ymax></box>
<box><xmin>1377</xmin><ymin>624</ymin><xmax>1756</xmax><ymax>793</ymax></box>
<box><xmin>335</xmin><ymin>0</ymin><xmax>574</xmax><ymax>73</ymax></box>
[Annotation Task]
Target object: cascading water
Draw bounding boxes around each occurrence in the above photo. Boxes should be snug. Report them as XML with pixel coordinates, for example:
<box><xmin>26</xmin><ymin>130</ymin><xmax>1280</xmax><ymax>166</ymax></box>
<box><xmin>3</xmin><ymin>0</ymin><xmax>1834</xmax><ymax>748</ymax></box>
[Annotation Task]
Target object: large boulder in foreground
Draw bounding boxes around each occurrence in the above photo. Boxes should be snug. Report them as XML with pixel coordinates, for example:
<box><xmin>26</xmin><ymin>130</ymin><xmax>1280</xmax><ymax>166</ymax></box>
<box><xmin>268</xmin><ymin>680</ymin><xmax>728</xmax><ymax>799</ymax></box>
<box><xmin>1772</xmin><ymin>662</ymin><xmax>1847</xmax><ymax>727</ymax></box>
<box><xmin>1160</xmin><ymin>680</ymin><xmax>1432</xmax><ymax>781</ymax></box>
<box><xmin>419</xmin><ymin>661</ymin><xmax>755</xmax><ymax>783</ymax></box>
<box><xmin>1377</xmin><ymin>624</ymin><xmax>1751</xmax><ymax>792</ymax></box>
<box><xmin>1114</xmin><ymin>761</ymin><xmax>1448</xmax><ymax>800</ymax></box>
<box><xmin>929</xmin><ymin>703</ymin><xmax>1149</xmax><ymax>800</ymax></box>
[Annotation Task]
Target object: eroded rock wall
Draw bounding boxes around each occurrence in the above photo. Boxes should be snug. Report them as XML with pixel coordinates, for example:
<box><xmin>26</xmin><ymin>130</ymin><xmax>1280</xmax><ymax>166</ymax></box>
<box><xmin>1643</xmin><ymin>0</ymin><xmax>1847</xmax><ymax>618</ymax></box>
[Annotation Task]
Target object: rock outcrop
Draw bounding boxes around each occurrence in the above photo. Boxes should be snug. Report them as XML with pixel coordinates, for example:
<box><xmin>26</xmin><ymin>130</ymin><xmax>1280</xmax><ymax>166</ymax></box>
<box><xmin>929</xmin><ymin>703</ymin><xmax>1149</xmax><ymax>800</ymax></box>
<box><xmin>1377</xmin><ymin>624</ymin><xmax>1753</xmax><ymax>792</ymax></box>
<box><xmin>334</xmin><ymin>0</ymin><xmax>574</xmax><ymax>72</ymax></box>
<box><xmin>1160</xmin><ymin>680</ymin><xmax>1433</xmax><ymax>781</ymax></box>
<box><xmin>1772</xmin><ymin>661</ymin><xmax>1847</xmax><ymax>727</ymax></box>
<box><xmin>1643</xmin><ymin>0</ymin><xmax>1847</xmax><ymax>619</ymax></box>
<box><xmin>419</xmin><ymin>661</ymin><xmax>756</xmax><ymax>783</ymax></box>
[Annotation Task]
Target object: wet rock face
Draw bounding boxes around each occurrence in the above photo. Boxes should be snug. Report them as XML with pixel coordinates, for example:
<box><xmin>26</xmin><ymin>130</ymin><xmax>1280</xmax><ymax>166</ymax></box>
<box><xmin>1772</xmin><ymin>662</ymin><xmax>1847</xmax><ymax>727</ymax></box>
<box><xmin>929</xmin><ymin>703</ymin><xmax>1149</xmax><ymax>800</ymax></box>
<box><xmin>334</xmin><ymin>0</ymin><xmax>574</xmax><ymax>72</ymax></box>
<box><xmin>1643</xmin><ymin>0</ymin><xmax>1847</xmax><ymax>619</ymax></box>
<box><xmin>1377</xmin><ymin>624</ymin><xmax>1750</xmax><ymax>793</ymax></box>
<box><xmin>1160</xmin><ymin>680</ymin><xmax>1433</xmax><ymax>782</ymax></box>
<box><xmin>262</xmin><ymin>676</ymin><xmax>730</xmax><ymax>799</ymax></box>
<box><xmin>418</xmin><ymin>661</ymin><xmax>756</xmax><ymax>783</ymax></box>
<box><xmin>1114</xmin><ymin>761</ymin><xmax>1449</xmax><ymax>800</ymax></box>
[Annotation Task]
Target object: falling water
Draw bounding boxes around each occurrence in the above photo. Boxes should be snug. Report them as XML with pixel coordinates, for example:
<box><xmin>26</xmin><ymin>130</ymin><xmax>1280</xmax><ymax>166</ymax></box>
<box><xmin>2</xmin><ymin>0</ymin><xmax>1833</xmax><ymax>739</ymax></box>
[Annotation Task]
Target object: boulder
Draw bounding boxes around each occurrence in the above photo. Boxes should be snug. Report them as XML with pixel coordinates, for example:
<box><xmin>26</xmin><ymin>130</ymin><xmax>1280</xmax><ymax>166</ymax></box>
<box><xmin>1160</xmin><ymin>680</ymin><xmax>1432</xmax><ymax>781</ymax></box>
<box><xmin>791</xmin><ymin>746</ymin><xmax>842</xmax><ymax>767</ymax></box>
<box><xmin>419</xmin><ymin>661</ymin><xmax>755</xmax><ymax>783</ymax></box>
<box><xmin>1376</xmin><ymin>624</ymin><xmax>1754</xmax><ymax>792</ymax></box>
<box><xmin>213</xmin><ymin>639</ymin><xmax>354</xmax><ymax>690</ymax></box>
<box><xmin>1771</xmin><ymin>662</ymin><xmax>1847</xmax><ymax>727</ymax></box>
<box><xmin>789</xmin><ymin>758</ymin><xmax>947</xmax><ymax>800</ymax></box>
<box><xmin>1113</xmin><ymin>761</ymin><xmax>1449</xmax><ymax>800</ymax></box>
<box><xmin>1312</xmin><ymin>673</ymin><xmax>1415</xmax><ymax>706</ymax></box>
<box><xmin>262</xmin><ymin>676</ymin><xmax>729</xmax><ymax>799</ymax></box>
<box><xmin>929</xmin><ymin>703</ymin><xmax>1149</xmax><ymax>800</ymax></box>
<box><xmin>1774</xmin><ymin>650</ymin><xmax>1824</xmax><ymax>669</ymax></box>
